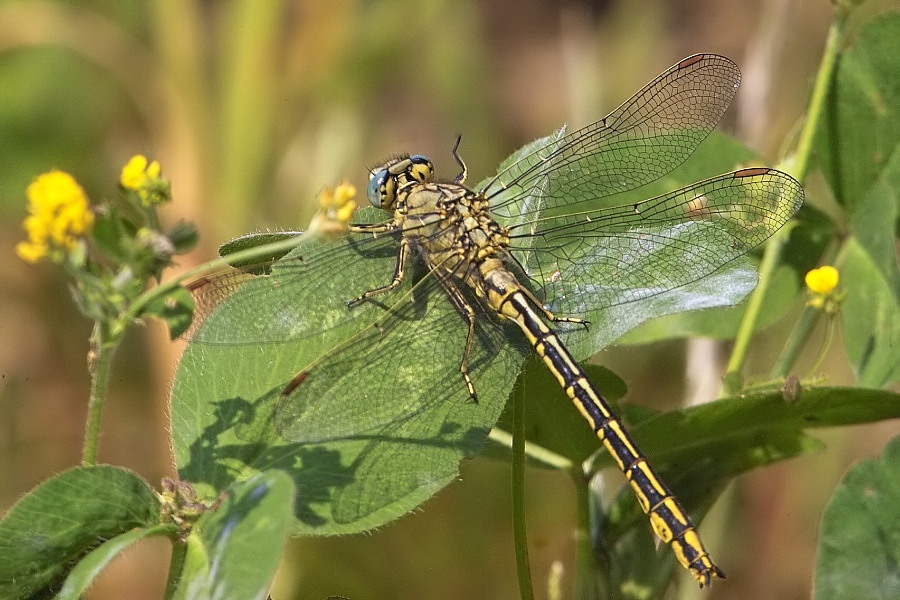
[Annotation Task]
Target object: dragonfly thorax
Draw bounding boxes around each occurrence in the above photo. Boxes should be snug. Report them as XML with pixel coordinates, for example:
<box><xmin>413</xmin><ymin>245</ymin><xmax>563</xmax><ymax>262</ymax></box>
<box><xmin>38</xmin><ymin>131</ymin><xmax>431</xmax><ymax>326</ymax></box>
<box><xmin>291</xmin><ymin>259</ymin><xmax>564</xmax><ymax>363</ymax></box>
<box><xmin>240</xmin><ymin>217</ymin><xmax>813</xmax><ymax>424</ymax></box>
<box><xmin>367</xmin><ymin>154</ymin><xmax>435</xmax><ymax>210</ymax></box>
<box><xmin>397</xmin><ymin>182</ymin><xmax>511</xmax><ymax>284</ymax></box>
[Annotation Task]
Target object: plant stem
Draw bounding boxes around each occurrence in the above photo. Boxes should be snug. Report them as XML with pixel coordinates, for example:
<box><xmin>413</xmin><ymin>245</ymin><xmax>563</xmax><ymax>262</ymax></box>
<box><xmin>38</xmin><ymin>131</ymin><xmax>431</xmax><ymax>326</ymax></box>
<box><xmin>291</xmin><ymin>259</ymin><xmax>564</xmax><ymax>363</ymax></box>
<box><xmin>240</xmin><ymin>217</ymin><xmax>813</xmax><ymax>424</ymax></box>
<box><xmin>769</xmin><ymin>304</ymin><xmax>821</xmax><ymax>379</ymax></box>
<box><xmin>487</xmin><ymin>428</ymin><xmax>573</xmax><ymax>470</ymax></box>
<box><xmin>574</xmin><ymin>474</ymin><xmax>601</xmax><ymax>600</ymax></box>
<box><xmin>770</xmin><ymin>238</ymin><xmax>841</xmax><ymax>379</ymax></box>
<box><xmin>82</xmin><ymin>323</ymin><xmax>115</xmax><ymax>465</ymax></box>
<box><xmin>723</xmin><ymin>11</ymin><xmax>846</xmax><ymax>394</ymax></box>
<box><xmin>790</xmin><ymin>12</ymin><xmax>846</xmax><ymax>185</ymax></box>
<box><xmin>163</xmin><ymin>537</ymin><xmax>188</xmax><ymax>599</ymax></box>
<box><xmin>511</xmin><ymin>383</ymin><xmax>534</xmax><ymax>600</ymax></box>
<box><xmin>723</xmin><ymin>223</ymin><xmax>795</xmax><ymax>394</ymax></box>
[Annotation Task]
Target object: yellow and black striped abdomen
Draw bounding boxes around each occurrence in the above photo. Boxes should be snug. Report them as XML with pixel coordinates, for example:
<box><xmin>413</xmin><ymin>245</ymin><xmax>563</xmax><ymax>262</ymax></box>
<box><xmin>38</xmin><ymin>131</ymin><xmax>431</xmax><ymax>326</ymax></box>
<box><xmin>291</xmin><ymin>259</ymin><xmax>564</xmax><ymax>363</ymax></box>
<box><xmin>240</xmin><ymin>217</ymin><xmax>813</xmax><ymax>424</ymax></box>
<box><xmin>482</xmin><ymin>264</ymin><xmax>724</xmax><ymax>587</ymax></box>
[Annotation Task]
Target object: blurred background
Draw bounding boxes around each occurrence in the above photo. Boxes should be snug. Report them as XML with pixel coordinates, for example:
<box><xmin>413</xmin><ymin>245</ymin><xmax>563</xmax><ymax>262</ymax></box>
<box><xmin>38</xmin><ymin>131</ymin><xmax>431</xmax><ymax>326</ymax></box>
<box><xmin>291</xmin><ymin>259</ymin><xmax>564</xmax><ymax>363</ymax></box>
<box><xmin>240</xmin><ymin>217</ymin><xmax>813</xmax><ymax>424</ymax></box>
<box><xmin>1</xmin><ymin>1</ymin><xmax>897</xmax><ymax>598</ymax></box>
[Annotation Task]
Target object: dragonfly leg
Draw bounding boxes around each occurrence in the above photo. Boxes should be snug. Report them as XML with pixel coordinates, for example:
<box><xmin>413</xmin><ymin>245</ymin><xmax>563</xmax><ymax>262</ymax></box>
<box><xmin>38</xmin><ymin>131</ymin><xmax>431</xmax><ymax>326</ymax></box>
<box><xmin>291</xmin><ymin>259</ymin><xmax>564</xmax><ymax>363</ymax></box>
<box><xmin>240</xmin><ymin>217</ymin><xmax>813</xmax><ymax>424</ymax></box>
<box><xmin>347</xmin><ymin>238</ymin><xmax>410</xmax><ymax>307</ymax></box>
<box><xmin>436</xmin><ymin>274</ymin><xmax>479</xmax><ymax>402</ymax></box>
<box><xmin>520</xmin><ymin>285</ymin><xmax>590</xmax><ymax>330</ymax></box>
<box><xmin>348</xmin><ymin>220</ymin><xmax>398</xmax><ymax>235</ymax></box>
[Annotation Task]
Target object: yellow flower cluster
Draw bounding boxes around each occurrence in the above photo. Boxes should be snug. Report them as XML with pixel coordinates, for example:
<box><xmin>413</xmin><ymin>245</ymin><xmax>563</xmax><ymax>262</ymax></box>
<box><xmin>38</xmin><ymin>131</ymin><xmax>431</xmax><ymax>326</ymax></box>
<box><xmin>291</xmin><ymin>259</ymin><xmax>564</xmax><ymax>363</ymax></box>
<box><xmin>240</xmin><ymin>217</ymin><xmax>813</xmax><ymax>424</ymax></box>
<box><xmin>120</xmin><ymin>155</ymin><xmax>169</xmax><ymax>206</ymax></box>
<box><xmin>16</xmin><ymin>170</ymin><xmax>94</xmax><ymax>264</ymax></box>
<box><xmin>309</xmin><ymin>181</ymin><xmax>357</xmax><ymax>234</ymax></box>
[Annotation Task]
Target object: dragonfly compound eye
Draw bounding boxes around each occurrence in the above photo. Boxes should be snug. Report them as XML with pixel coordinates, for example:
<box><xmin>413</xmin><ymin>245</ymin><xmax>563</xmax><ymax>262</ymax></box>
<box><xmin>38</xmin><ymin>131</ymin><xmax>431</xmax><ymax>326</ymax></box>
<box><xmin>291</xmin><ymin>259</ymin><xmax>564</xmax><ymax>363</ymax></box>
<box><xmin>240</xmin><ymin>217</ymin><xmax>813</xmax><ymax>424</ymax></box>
<box><xmin>367</xmin><ymin>168</ymin><xmax>394</xmax><ymax>208</ymax></box>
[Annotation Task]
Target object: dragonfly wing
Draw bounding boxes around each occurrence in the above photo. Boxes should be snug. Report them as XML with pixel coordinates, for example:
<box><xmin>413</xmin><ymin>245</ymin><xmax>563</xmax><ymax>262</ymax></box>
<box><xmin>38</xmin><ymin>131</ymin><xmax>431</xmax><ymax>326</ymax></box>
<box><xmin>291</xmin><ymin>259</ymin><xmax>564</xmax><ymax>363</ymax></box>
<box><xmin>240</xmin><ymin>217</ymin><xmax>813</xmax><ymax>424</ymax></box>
<box><xmin>272</xmin><ymin>273</ymin><xmax>521</xmax><ymax>444</ymax></box>
<box><xmin>485</xmin><ymin>54</ymin><xmax>741</xmax><ymax>222</ymax></box>
<box><xmin>508</xmin><ymin>169</ymin><xmax>804</xmax><ymax>356</ymax></box>
<box><xmin>188</xmin><ymin>234</ymin><xmax>401</xmax><ymax>346</ymax></box>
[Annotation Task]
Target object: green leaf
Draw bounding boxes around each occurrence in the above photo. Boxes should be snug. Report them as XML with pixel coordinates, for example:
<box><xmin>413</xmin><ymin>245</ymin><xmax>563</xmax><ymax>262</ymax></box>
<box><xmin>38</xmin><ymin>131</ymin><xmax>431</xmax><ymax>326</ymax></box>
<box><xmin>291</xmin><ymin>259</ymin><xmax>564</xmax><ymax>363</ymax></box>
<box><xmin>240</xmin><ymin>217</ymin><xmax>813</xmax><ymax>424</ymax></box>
<box><xmin>172</xmin><ymin>470</ymin><xmax>294</xmax><ymax>600</ymax></box>
<box><xmin>0</xmin><ymin>465</ymin><xmax>160</xmax><ymax>600</ymax></box>
<box><xmin>172</xmin><ymin>229</ymin><xmax>771</xmax><ymax>535</ymax></box>
<box><xmin>816</xmin><ymin>12</ymin><xmax>900</xmax><ymax>296</ymax></box>
<box><xmin>840</xmin><ymin>237</ymin><xmax>900</xmax><ymax>387</ymax></box>
<box><xmin>587</xmin><ymin>387</ymin><xmax>900</xmax><ymax>594</ymax></box>
<box><xmin>218</xmin><ymin>231</ymin><xmax>303</xmax><ymax>273</ymax></box>
<box><xmin>90</xmin><ymin>205</ymin><xmax>130</xmax><ymax>263</ymax></box>
<box><xmin>816</xmin><ymin>12</ymin><xmax>900</xmax><ymax>219</ymax></box>
<box><xmin>848</xmin><ymin>143</ymin><xmax>900</xmax><ymax>296</ymax></box>
<box><xmin>173</xmin><ymin>237</ymin><xmax>523</xmax><ymax>535</ymax></box>
<box><xmin>167</xmin><ymin>220</ymin><xmax>200</xmax><ymax>255</ymax></box>
<box><xmin>55</xmin><ymin>525</ymin><xmax>172</xmax><ymax>600</ymax></box>
<box><xmin>813</xmin><ymin>435</ymin><xmax>900</xmax><ymax>600</ymax></box>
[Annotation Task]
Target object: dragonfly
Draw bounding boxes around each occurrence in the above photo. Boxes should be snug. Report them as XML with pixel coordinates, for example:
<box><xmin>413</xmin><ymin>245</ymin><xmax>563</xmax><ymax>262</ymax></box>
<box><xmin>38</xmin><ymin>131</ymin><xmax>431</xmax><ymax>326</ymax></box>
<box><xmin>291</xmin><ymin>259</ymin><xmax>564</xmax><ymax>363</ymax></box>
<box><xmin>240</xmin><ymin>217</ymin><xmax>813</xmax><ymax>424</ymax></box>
<box><xmin>184</xmin><ymin>53</ymin><xmax>803</xmax><ymax>587</ymax></box>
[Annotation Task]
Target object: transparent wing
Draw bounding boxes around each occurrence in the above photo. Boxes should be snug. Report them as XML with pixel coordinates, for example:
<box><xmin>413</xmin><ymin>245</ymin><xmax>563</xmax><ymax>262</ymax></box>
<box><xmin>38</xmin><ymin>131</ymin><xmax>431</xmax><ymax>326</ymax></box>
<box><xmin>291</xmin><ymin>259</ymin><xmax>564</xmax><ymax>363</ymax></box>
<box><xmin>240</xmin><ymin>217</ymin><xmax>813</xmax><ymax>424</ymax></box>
<box><xmin>187</xmin><ymin>226</ymin><xmax>524</xmax><ymax>444</ymax></box>
<box><xmin>270</xmin><ymin>270</ymin><xmax>522</xmax><ymax>445</ymax></box>
<box><xmin>509</xmin><ymin>168</ymin><xmax>804</xmax><ymax>321</ymax></box>
<box><xmin>187</xmin><ymin>228</ymin><xmax>400</xmax><ymax>347</ymax></box>
<box><xmin>484</xmin><ymin>54</ymin><xmax>741</xmax><ymax>221</ymax></box>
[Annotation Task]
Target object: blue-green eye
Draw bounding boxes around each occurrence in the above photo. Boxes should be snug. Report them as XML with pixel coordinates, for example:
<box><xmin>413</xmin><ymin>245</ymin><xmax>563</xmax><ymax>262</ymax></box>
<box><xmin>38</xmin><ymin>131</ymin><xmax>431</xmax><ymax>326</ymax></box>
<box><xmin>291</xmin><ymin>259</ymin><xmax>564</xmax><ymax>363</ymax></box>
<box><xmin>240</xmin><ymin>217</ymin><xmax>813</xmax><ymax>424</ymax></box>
<box><xmin>367</xmin><ymin>169</ymin><xmax>389</xmax><ymax>207</ymax></box>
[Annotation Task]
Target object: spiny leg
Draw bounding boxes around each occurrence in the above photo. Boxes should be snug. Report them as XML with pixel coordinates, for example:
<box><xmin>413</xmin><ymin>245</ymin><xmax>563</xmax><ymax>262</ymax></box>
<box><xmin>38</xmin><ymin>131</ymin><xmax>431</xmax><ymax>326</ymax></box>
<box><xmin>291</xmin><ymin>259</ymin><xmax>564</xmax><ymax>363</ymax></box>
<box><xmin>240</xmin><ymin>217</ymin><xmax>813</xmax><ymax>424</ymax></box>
<box><xmin>348</xmin><ymin>221</ymin><xmax>398</xmax><ymax>235</ymax></box>
<box><xmin>436</xmin><ymin>273</ymin><xmax>479</xmax><ymax>402</ymax></box>
<box><xmin>347</xmin><ymin>237</ymin><xmax>410</xmax><ymax>307</ymax></box>
<box><xmin>520</xmin><ymin>284</ymin><xmax>590</xmax><ymax>330</ymax></box>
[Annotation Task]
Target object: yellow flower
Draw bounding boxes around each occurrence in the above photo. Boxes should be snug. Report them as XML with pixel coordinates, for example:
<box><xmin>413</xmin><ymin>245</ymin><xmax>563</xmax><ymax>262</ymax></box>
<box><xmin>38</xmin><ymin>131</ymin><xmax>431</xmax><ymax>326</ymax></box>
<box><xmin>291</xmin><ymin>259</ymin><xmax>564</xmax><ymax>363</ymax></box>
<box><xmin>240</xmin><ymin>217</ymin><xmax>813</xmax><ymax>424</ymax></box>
<box><xmin>120</xmin><ymin>155</ymin><xmax>169</xmax><ymax>205</ymax></box>
<box><xmin>309</xmin><ymin>181</ymin><xmax>357</xmax><ymax>234</ymax></box>
<box><xmin>328</xmin><ymin>181</ymin><xmax>358</xmax><ymax>223</ymax></box>
<box><xmin>805</xmin><ymin>265</ymin><xmax>839</xmax><ymax>295</ymax></box>
<box><xmin>805</xmin><ymin>265</ymin><xmax>841</xmax><ymax>311</ymax></box>
<box><xmin>16</xmin><ymin>170</ymin><xmax>94</xmax><ymax>264</ymax></box>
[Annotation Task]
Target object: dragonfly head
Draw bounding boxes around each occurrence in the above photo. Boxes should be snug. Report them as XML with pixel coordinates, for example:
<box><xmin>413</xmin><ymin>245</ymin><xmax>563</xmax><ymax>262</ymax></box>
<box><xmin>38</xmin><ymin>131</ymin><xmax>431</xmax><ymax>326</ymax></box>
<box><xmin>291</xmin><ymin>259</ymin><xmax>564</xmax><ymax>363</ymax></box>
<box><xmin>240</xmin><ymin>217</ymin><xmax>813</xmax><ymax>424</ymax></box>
<box><xmin>367</xmin><ymin>154</ymin><xmax>434</xmax><ymax>209</ymax></box>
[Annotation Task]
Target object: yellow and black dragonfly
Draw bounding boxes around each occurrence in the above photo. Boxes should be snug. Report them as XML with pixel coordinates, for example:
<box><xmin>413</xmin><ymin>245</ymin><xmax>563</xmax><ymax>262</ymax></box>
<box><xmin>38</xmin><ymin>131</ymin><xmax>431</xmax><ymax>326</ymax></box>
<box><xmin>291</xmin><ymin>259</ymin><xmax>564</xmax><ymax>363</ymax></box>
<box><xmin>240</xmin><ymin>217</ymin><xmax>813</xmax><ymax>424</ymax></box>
<box><xmin>177</xmin><ymin>54</ymin><xmax>803</xmax><ymax>587</ymax></box>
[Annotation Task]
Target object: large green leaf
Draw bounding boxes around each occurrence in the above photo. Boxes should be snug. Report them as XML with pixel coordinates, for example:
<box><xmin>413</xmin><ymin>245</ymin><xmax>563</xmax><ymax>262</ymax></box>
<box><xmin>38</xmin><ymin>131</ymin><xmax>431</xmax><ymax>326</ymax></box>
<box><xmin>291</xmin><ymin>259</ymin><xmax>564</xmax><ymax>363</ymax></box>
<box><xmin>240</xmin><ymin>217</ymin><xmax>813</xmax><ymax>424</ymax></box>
<box><xmin>816</xmin><ymin>13</ymin><xmax>900</xmax><ymax>275</ymax></box>
<box><xmin>814</xmin><ymin>435</ymin><xmax>900</xmax><ymax>600</ymax></box>
<box><xmin>0</xmin><ymin>466</ymin><xmax>160</xmax><ymax>600</ymax></box>
<box><xmin>815</xmin><ymin>12</ymin><xmax>900</xmax><ymax>388</ymax></box>
<box><xmin>172</xmin><ymin>232</ymin><xmax>523</xmax><ymax>535</ymax></box>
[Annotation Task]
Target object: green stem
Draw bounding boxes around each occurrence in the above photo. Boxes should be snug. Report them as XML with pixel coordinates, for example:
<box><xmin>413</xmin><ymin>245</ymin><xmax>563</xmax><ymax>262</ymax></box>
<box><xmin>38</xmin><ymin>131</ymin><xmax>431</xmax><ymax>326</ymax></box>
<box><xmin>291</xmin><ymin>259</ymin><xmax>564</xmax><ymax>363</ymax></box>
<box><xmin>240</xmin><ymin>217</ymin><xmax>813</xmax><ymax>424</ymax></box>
<box><xmin>511</xmin><ymin>383</ymin><xmax>534</xmax><ymax>600</ymax></box>
<box><xmin>769</xmin><ymin>235</ymin><xmax>842</xmax><ymax>379</ymax></box>
<box><xmin>769</xmin><ymin>304</ymin><xmax>821</xmax><ymax>379</ymax></box>
<box><xmin>574</xmin><ymin>474</ymin><xmax>601</xmax><ymax>600</ymax></box>
<box><xmin>163</xmin><ymin>537</ymin><xmax>188</xmax><ymax>599</ymax></box>
<box><xmin>790</xmin><ymin>12</ymin><xmax>845</xmax><ymax>185</ymax></box>
<box><xmin>723</xmin><ymin>11</ymin><xmax>846</xmax><ymax>394</ymax></box>
<box><xmin>805</xmin><ymin>313</ymin><xmax>836</xmax><ymax>379</ymax></box>
<box><xmin>487</xmin><ymin>428</ymin><xmax>573</xmax><ymax>470</ymax></box>
<box><xmin>81</xmin><ymin>323</ymin><xmax>115</xmax><ymax>465</ymax></box>
<box><xmin>723</xmin><ymin>223</ymin><xmax>794</xmax><ymax>394</ymax></box>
